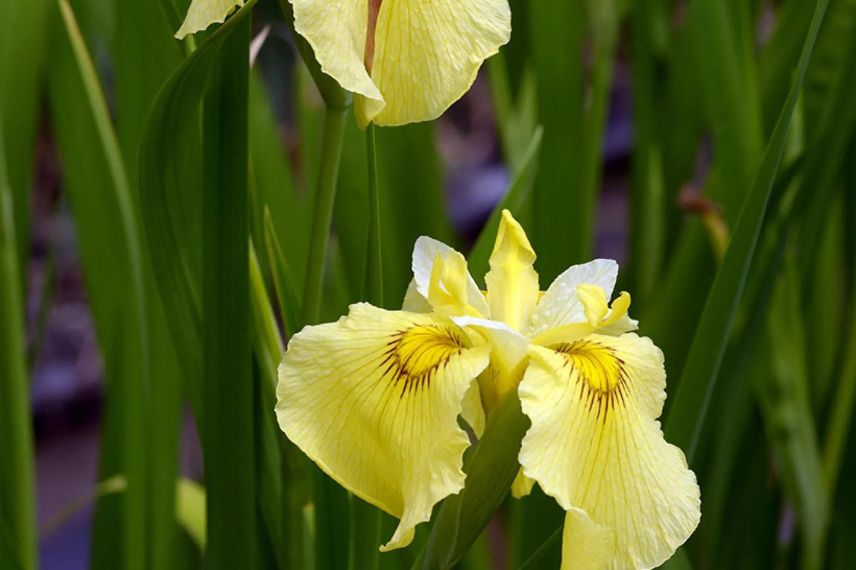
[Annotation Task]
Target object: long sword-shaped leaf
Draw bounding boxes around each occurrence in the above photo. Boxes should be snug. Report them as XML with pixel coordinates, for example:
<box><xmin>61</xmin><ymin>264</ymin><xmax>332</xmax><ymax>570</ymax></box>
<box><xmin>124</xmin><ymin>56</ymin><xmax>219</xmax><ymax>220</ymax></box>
<box><xmin>0</xmin><ymin>0</ymin><xmax>48</xmax><ymax>274</ymax></box>
<box><xmin>49</xmin><ymin>0</ymin><xmax>151</xmax><ymax>567</ymax></box>
<box><xmin>664</xmin><ymin>0</ymin><xmax>832</xmax><ymax>461</ymax></box>
<box><xmin>0</xmin><ymin>108</ymin><xmax>37</xmax><ymax>570</ymax></box>
<box><xmin>139</xmin><ymin>0</ymin><xmax>257</xmax><ymax>424</ymax></box>
<box><xmin>200</xmin><ymin>12</ymin><xmax>256</xmax><ymax>568</ymax></box>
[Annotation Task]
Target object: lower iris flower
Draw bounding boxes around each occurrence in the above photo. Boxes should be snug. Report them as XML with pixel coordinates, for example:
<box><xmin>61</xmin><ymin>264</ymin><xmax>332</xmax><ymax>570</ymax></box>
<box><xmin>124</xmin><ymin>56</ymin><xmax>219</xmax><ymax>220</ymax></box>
<box><xmin>276</xmin><ymin>210</ymin><xmax>700</xmax><ymax>567</ymax></box>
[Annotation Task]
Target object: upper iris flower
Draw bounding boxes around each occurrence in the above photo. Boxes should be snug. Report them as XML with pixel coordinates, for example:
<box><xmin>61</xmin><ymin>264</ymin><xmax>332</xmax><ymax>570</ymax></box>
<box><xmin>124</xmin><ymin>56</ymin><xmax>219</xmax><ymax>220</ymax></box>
<box><xmin>289</xmin><ymin>0</ymin><xmax>512</xmax><ymax>127</ymax></box>
<box><xmin>176</xmin><ymin>0</ymin><xmax>511</xmax><ymax>125</ymax></box>
<box><xmin>276</xmin><ymin>211</ymin><xmax>701</xmax><ymax>566</ymax></box>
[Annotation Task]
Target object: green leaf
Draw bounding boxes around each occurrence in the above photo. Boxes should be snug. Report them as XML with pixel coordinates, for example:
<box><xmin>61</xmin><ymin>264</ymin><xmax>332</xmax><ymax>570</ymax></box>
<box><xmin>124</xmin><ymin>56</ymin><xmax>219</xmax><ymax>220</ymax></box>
<box><xmin>417</xmin><ymin>394</ymin><xmax>530</xmax><ymax>569</ymax></box>
<box><xmin>200</xmin><ymin>12</ymin><xmax>256</xmax><ymax>568</ymax></box>
<box><xmin>0</xmin><ymin>106</ymin><xmax>37</xmax><ymax>570</ymax></box>
<box><xmin>664</xmin><ymin>0</ymin><xmax>832</xmax><ymax>462</ymax></box>
<box><xmin>112</xmin><ymin>2</ymin><xmax>186</xmax><ymax>567</ymax></box>
<box><xmin>139</xmin><ymin>0</ymin><xmax>257</xmax><ymax>424</ymax></box>
<box><xmin>263</xmin><ymin>209</ymin><xmax>302</xmax><ymax>337</ymax></box>
<box><xmin>528</xmin><ymin>0</ymin><xmax>586</xmax><ymax>280</ymax></box>
<box><xmin>49</xmin><ymin>1</ymin><xmax>151</xmax><ymax>567</ymax></box>
<box><xmin>0</xmin><ymin>0</ymin><xmax>48</xmax><ymax>274</ymax></box>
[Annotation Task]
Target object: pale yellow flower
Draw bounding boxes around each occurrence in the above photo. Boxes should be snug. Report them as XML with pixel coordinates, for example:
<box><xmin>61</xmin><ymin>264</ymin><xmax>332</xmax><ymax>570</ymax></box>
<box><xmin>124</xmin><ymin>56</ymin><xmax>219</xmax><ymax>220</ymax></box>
<box><xmin>288</xmin><ymin>0</ymin><xmax>511</xmax><ymax>126</ymax></box>
<box><xmin>175</xmin><ymin>0</ymin><xmax>244</xmax><ymax>39</ymax></box>
<box><xmin>277</xmin><ymin>210</ymin><xmax>700</xmax><ymax>565</ymax></box>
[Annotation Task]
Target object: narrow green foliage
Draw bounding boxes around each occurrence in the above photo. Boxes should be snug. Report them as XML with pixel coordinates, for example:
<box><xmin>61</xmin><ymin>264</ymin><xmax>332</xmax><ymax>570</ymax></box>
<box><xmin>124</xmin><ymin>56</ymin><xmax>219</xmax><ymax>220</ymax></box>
<box><xmin>665</xmin><ymin>0</ymin><xmax>832</xmax><ymax>461</ymax></box>
<box><xmin>50</xmin><ymin>1</ymin><xmax>150</xmax><ymax>567</ymax></box>
<box><xmin>0</xmin><ymin>110</ymin><xmax>37</xmax><ymax>570</ymax></box>
<box><xmin>529</xmin><ymin>0</ymin><xmax>586</xmax><ymax>280</ymax></box>
<box><xmin>757</xmin><ymin>259</ymin><xmax>827</xmax><ymax>570</ymax></box>
<box><xmin>0</xmin><ymin>0</ymin><xmax>48</xmax><ymax>273</ymax></box>
<box><xmin>263</xmin><ymin>209</ymin><xmax>302</xmax><ymax>337</ymax></box>
<box><xmin>201</xmin><ymin>14</ymin><xmax>256</xmax><ymax>568</ymax></box>
<box><xmin>418</xmin><ymin>395</ymin><xmax>530</xmax><ymax>569</ymax></box>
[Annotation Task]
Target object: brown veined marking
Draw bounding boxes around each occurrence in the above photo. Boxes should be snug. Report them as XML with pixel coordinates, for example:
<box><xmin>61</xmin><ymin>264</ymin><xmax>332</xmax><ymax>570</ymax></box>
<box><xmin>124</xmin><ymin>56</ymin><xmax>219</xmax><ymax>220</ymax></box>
<box><xmin>552</xmin><ymin>340</ymin><xmax>628</xmax><ymax>423</ymax></box>
<box><xmin>380</xmin><ymin>324</ymin><xmax>466</xmax><ymax>396</ymax></box>
<box><xmin>365</xmin><ymin>0</ymin><xmax>383</xmax><ymax>72</ymax></box>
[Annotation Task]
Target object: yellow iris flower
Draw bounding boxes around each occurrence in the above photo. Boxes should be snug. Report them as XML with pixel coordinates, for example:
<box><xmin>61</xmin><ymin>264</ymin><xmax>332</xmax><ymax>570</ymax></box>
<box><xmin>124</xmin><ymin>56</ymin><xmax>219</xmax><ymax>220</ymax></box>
<box><xmin>276</xmin><ymin>210</ymin><xmax>700</xmax><ymax>566</ymax></box>
<box><xmin>176</xmin><ymin>0</ymin><xmax>511</xmax><ymax>127</ymax></box>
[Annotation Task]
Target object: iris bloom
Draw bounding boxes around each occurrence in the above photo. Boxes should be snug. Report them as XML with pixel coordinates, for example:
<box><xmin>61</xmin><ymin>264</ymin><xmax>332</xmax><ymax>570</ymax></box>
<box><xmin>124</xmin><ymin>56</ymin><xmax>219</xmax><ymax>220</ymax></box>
<box><xmin>277</xmin><ymin>211</ymin><xmax>700</xmax><ymax>567</ymax></box>
<box><xmin>177</xmin><ymin>0</ymin><xmax>511</xmax><ymax>127</ymax></box>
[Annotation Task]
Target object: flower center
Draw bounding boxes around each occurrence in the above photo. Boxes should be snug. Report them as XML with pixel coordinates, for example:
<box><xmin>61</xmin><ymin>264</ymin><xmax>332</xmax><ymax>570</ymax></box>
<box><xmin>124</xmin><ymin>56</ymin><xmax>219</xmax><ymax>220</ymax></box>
<box><xmin>553</xmin><ymin>340</ymin><xmax>624</xmax><ymax>393</ymax></box>
<box><xmin>381</xmin><ymin>325</ymin><xmax>464</xmax><ymax>393</ymax></box>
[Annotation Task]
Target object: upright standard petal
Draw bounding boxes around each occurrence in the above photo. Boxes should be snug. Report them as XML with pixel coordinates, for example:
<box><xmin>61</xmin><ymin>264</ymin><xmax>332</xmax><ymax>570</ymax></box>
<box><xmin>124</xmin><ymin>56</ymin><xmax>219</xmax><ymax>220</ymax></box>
<box><xmin>411</xmin><ymin>236</ymin><xmax>489</xmax><ymax>316</ymax></box>
<box><xmin>276</xmin><ymin>304</ymin><xmax>490</xmax><ymax>550</ymax></box>
<box><xmin>289</xmin><ymin>0</ymin><xmax>384</xmax><ymax>103</ymax></box>
<box><xmin>518</xmin><ymin>337</ymin><xmax>700</xmax><ymax>569</ymax></box>
<box><xmin>485</xmin><ymin>210</ymin><xmax>539</xmax><ymax>332</ymax></box>
<box><xmin>176</xmin><ymin>0</ymin><xmax>244</xmax><ymax>38</ymax></box>
<box><xmin>529</xmin><ymin>259</ymin><xmax>618</xmax><ymax>336</ymax></box>
<box><xmin>356</xmin><ymin>0</ymin><xmax>511</xmax><ymax>126</ymax></box>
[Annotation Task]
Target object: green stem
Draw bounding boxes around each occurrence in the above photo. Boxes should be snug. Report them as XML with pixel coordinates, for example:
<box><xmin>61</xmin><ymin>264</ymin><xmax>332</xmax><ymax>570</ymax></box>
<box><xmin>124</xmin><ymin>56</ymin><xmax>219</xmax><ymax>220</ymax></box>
<box><xmin>347</xmin><ymin>124</ymin><xmax>384</xmax><ymax>570</ymax></box>
<box><xmin>364</xmin><ymin>124</ymin><xmax>383</xmax><ymax>307</ymax></box>
<box><xmin>300</xmin><ymin>106</ymin><xmax>348</xmax><ymax>326</ymax></box>
<box><xmin>0</xmin><ymin>113</ymin><xmax>37</xmax><ymax>570</ymax></box>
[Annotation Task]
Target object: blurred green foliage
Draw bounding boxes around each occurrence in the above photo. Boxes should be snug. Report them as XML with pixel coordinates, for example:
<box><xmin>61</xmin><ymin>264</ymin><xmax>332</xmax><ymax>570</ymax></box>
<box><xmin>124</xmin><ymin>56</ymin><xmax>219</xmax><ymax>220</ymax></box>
<box><xmin>1</xmin><ymin>0</ymin><xmax>855</xmax><ymax>568</ymax></box>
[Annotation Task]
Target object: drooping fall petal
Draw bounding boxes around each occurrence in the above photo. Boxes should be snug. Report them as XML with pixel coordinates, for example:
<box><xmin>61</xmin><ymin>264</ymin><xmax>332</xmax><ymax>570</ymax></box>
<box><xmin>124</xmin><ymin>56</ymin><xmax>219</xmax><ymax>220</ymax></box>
<box><xmin>561</xmin><ymin>507</ymin><xmax>612</xmax><ymax>570</ymax></box>
<box><xmin>276</xmin><ymin>303</ymin><xmax>490</xmax><ymax>550</ymax></box>
<box><xmin>288</xmin><ymin>0</ymin><xmax>384</xmax><ymax>102</ymax></box>
<box><xmin>518</xmin><ymin>338</ymin><xmax>700</xmax><ymax>569</ymax></box>
<box><xmin>355</xmin><ymin>0</ymin><xmax>511</xmax><ymax>126</ymax></box>
<box><xmin>175</xmin><ymin>0</ymin><xmax>244</xmax><ymax>39</ymax></box>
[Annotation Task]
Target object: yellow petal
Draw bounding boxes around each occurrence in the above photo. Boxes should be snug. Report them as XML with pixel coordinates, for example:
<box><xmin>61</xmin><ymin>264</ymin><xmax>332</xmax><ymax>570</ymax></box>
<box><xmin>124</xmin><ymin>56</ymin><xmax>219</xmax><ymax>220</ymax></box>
<box><xmin>485</xmin><ymin>210</ymin><xmax>539</xmax><ymax>332</ymax></box>
<box><xmin>356</xmin><ymin>0</ymin><xmax>511</xmax><ymax>126</ymax></box>
<box><xmin>519</xmin><ymin>337</ymin><xmax>701</xmax><ymax>569</ymax></box>
<box><xmin>576</xmin><ymin>284</ymin><xmax>610</xmax><ymax>328</ymax></box>
<box><xmin>402</xmin><ymin>278</ymin><xmax>433</xmax><ymax>312</ymax></box>
<box><xmin>411</xmin><ymin>236</ymin><xmax>489</xmax><ymax>316</ymax></box>
<box><xmin>529</xmin><ymin>259</ymin><xmax>618</xmax><ymax>337</ymax></box>
<box><xmin>276</xmin><ymin>303</ymin><xmax>490</xmax><ymax>550</ymax></box>
<box><xmin>175</xmin><ymin>0</ymin><xmax>244</xmax><ymax>39</ymax></box>
<box><xmin>561</xmin><ymin>507</ymin><xmax>612</xmax><ymax>570</ymax></box>
<box><xmin>511</xmin><ymin>468</ymin><xmax>535</xmax><ymax>499</ymax></box>
<box><xmin>289</xmin><ymin>0</ymin><xmax>384</xmax><ymax>102</ymax></box>
<box><xmin>452</xmin><ymin>316</ymin><xmax>528</xmax><ymax>404</ymax></box>
<box><xmin>461</xmin><ymin>380</ymin><xmax>485</xmax><ymax>437</ymax></box>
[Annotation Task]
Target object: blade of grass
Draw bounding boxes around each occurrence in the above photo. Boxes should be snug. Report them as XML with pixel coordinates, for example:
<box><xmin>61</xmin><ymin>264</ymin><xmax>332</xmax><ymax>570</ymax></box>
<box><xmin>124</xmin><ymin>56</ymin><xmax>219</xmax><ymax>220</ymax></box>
<box><xmin>249</xmin><ymin>240</ymin><xmax>292</xmax><ymax>570</ymax></box>
<box><xmin>113</xmin><ymin>2</ymin><xmax>186</xmax><ymax>567</ymax></box>
<box><xmin>528</xmin><ymin>0</ymin><xmax>586</xmax><ymax>280</ymax></box>
<box><xmin>50</xmin><ymin>1</ymin><xmax>151</xmax><ymax>567</ymax></box>
<box><xmin>0</xmin><ymin>0</ymin><xmax>48</xmax><ymax>275</ymax></box>
<box><xmin>375</xmin><ymin>124</ymin><xmax>453</xmax><ymax>302</ymax></box>
<box><xmin>664</xmin><ymin>0</ymin><xmax>832</xmax><ymax>462</ymax></box>
<box><xmin>263</xmin><ymin>208</ymin><xmax>301</xmax><ymax>337</ymax></box>
<box><xmin>201</xmin><ymin>12</ymin><xmax>256</xmax><ymax>568</ymax></box>
<box><xmin>756</xmin><ymin>258</ymin><xmax>827</xmax><ymax>570</ymax></box>
<box><xmin>0</xmin><ymin>108</ymin><xmax>37</xmax><ymax>570</ymax></box>
<box><xmin>139</xmin><ymin>0</ymin><xmax>258</xmax><ymax>424</ymax></box>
